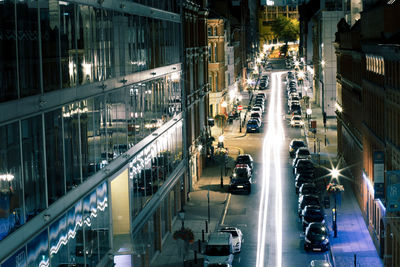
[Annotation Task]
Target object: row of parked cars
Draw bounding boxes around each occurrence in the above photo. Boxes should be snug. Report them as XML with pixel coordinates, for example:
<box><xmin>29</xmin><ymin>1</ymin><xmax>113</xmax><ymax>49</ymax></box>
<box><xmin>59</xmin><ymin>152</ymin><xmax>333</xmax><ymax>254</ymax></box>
<box><xmin>289</xmin><ymin>139</ymin><xmax>330</xmax><ymax>253</ymax></box>
<box><xmin>246</xmin><ymin>92</ymin><xmax>267</xmax><ymax>133</ymax></box>
<box><xmin>203</xmin><ymin>154</ymin><xmax>254</xmax><ymax>266</ymax></box>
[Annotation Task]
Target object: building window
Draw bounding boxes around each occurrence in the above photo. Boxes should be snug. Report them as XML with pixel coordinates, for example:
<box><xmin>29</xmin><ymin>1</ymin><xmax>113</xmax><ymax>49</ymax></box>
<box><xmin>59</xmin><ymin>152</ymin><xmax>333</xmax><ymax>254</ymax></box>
<box><xmin>214</xmin><ymin>27</ymin><xmax>217</xmax><ymax>36</ymax></box>
<box><xmin>208</xmin><ymin>27</ymin><xmax>212</xmax><ymax>36</ymax></box>
<box><xmin>214</xmin><ymin>44</ymin><xmax>218</xmax><ymax>62</ymax></box>
<box><xmin>209</xmin><ymin>75</ymin><xmax>213</xmax><ymax>90</ymax></box>
<box><xmin>215</xmin><ymin>73</ymin><xmax>218</xmax><ymax>91</ymax></box>
<box><xmin>208</xmin><ymin>45</ymin><xmax>211</xmax><ymax>62</ymax></box>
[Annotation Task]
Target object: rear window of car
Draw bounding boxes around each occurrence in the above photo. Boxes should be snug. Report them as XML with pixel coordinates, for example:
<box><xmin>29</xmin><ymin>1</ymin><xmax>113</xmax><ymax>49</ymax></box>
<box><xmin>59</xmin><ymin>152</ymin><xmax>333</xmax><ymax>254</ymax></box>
<box><xmin>299</xmin><ymin>150</ymin><xmax>310</xmax><ymax>156</ymax></box>
<box><xmin>293</xmin><ymin>141</ymin><xmax>305</xmax><ymax>147</ymax></box>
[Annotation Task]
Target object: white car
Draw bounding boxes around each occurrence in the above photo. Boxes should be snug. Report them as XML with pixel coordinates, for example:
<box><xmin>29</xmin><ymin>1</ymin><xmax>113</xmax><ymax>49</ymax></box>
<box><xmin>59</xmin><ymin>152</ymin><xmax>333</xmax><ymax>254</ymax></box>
<box><xmin>251</xmin><ymin>107</ymin><xmax>263</xmax><ymax>117</ymax></box>
<box><xmin>290</xmin><ymin>115</ymin><xmax>304</xmax><ymax>127</ymax></box>
<box><xmin>218</xmin><ymin>226</ymin><xmax>243</xmax><ymax>253</ymax></box>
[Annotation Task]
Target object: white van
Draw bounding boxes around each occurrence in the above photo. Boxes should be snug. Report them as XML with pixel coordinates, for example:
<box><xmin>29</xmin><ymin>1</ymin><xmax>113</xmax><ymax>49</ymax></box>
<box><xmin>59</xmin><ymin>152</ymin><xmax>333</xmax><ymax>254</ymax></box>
<box><xmin>203</xmin><ymin>232</ymin><xmax>234</xmax><ymax>267</ymax></box>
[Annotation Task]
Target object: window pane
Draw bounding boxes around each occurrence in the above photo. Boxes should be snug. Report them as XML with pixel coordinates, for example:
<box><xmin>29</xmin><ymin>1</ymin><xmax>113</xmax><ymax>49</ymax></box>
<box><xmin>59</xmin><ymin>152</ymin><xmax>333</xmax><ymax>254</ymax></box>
<box><xmin>0</xmin><ymin>122</ymin><xmax>24</xmax><ymax>240</ymax></box>
<box><xmin>27</xmin><ymin>230</ymin><xmax>48</xmax><ymax>267</ymax></box>
<box><xmin>22</xmin><ymin>116</ymin><xmax>46</xmax><ymax>221</ymax></box>
<box><xmin>41</xmin><ymin>0</ymin><xmax>61</xmax><ymax>92</ymax></box>
<box><xmin>17</xmin><ymin>0</ymin><xmax>40</xmax><ymax>97</ymax></box>
<box><xmin>60</xmin><ymin>2</ymin><xmax>77</xmax><ymax>88</ymax></box>
<box><xmin>45</xmin><ymin>109</ymin><xmax>65</xmax><ymax>205</ymax></box>
<box><xmin>63</xmin><ymin>103</ymin><xmax>82</xmax><ymax>191</ymax></box>
<box><xmin>0</xmin><ymin>0</ymin><xmax>18</xmax><ymax>102</ymax></box>
<box><xmin>2</xmin><ymin>247</ymin><xmax>27</xmax><ymax>267</ymax></box>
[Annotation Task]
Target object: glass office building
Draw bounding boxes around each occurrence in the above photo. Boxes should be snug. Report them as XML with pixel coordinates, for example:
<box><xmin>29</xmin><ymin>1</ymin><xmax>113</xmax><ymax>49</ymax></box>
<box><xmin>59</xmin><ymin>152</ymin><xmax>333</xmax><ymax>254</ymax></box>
<box><xmin>0</xmin><ymin>0</ymin><xmax>186</xmax><ymax>266</ymax></box>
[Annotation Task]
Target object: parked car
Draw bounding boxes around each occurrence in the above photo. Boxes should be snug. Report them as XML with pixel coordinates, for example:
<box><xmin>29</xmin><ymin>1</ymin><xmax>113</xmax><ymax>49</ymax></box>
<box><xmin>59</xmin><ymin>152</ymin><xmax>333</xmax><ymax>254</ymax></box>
<box><xmin>254</xmin><ymin>103</ymin><xmax>264</xmax><ymax>112</ymax></box>
<box><xmin>302</xmin><ymin>207</ymin><xmax>325</xmax><ymax>231</ymax></box>
<box><xmin>235</xmin><ymin>154</ymin><xmax>254</xmax><ymax>171</ymax></box>
<box><xmin>257</xmin><ymin>92</ymin><xmax>267</xmax><ymax>99</ymax></box>
<box><xmin>250</xmin><ymin>112</ymin><xmax>261</xmax><ymax>121</ymax></box>
<box><xmin>294</xmin><ymin>159</ymin><xmax>315</xmax><ymax>176</ymax></box>
<box><xmin>218</xmin><ymin>226</ymin><xmax>243</xmax><ymax>253</ymax></box>
<box><xmin>290</xmin><ymin>104</ymin><xmax>301</xmax><ymax>115</ymax></box>
<box><xmin>229</xmin><ymin>164</ymin><xmax>252</xmax><ymax>194</ymax></box>
<box><xmin>246</xmin><ymin>119</ymin><xmax>261</xmax><ymax>133</ymax></box>
<box><xmin>251</xmin><ymin>107</ymin><xmax>263</xmax><ymax>117</ymax></box>
<box><xmin>295</xmin><ymin>173</ymin><xmax>315</xmax><ymax>194</ymax></box>
<box><xmin>304</xmin><ymin>222</ymin><xmax>330</xmax><ymax>252</ymax></box>
<box><xmin>298</xmin><ymin>195</ymin><xmax>320</xmax><ymax>217</ymax></box>
<box><xmin>289</xmin><ymin>139</ymin><xmax>307</xmax><ymax>157</ymax></box>
<box><xmin>295</xmin><ymin>148</ymin><xmax>312</xmax><ymax>160</ymax></box>
<box><xmin>290</xmin><ymin>115</ymin><xmax>304</xmax><ymax>127</ymax></box>
<box><xmin>299</xmin><ymin>183</ymin><xmax>318</xmax><ymax>196</ymax></box>
<box><xmin>204</xmin><ymin>233</ymin><xmax>234</xmax><ymax>266</ymax></box>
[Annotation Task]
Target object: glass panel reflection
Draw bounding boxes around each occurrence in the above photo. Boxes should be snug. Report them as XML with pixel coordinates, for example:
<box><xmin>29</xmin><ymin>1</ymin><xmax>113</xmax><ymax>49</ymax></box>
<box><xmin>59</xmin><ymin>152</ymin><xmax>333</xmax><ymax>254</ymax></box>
<box><xmin>0</xmin><ymin>122</ymin><xmax>24</xmax><ymax>241</ymax></box>
<box><xmin>0</xmin><ymin>0</ymin><xmax>18</xmax><ymax>102</ymax></box>
<box><xmin>22</xmin><ymin>116</ymin><xmax>46</xmax><ymax>222</ymax></box>
<box><xmin>27</xmin><ymin>230</ymin><xmax>49</xmax><ymax>267</ymax></box>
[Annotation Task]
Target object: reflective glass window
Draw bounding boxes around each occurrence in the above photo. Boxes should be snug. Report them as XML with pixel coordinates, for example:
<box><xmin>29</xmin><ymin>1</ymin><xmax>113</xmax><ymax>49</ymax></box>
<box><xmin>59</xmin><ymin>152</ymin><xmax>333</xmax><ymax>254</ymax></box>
<box><xmin>63</xmin><ymin>102</ymin><xmax>82</xmax><ymax>191</ymax></box>
<box><xmin>113</xmin><ymin>11</ymin><xmax>128</xmax><ymax>77</ymax></box>
<box><xmin>49</xmin><ymin>215</ymin><xmax>68</xmax><ymax>266</ymax></box>
<box><xmin>60</xmin><ymin>2</ymin><xmax>77</xmax><ymax>88</ymax></box>
<box><xmin>107</xmin><ymin>91</ymin><xmax>128</xmax><ymax>162</ymax></box>
<box><xmin>17</xmin><ymin>0</ymin><xmax>40</xmax><ymax>97</ymax></box>
<box><xmin>127</xmin><ymin>85</ymin><xmax>140</xmax><ymax>147</ymax></box>
<box><xmin>0</xmin><ymin>0</ymin><xmax>18</xmax><ymax>102</ymax></box>
<box><xmin>83</xmin><ymin>191</ymin><xmax>100</xmax><ymax>266</ymax></box>
<box><xmin>27</xmin><ymin>230</ymin><xmax>48</xmax><ymax>267</ymax></box>
<box><xmin>70</xmin><ymin>200</ymin><xmax>85</xmax><ymax>265</ymax></box>
<box><xmin>96</xmin><ymin>182</ymin><xmax>110</xmax><ymax>258</ymax></box>
<box><xmin>22</xmin><ymin>115</ymin><xmax>46</xmax><ymax>221</ymax></box>
<box><xmin>45</xmin><ymin>109</ymin><xmax>65</xmax><ymax>205</ymax></box>
<box><xmin>41</xmin><ymin>0</ymin><xmax>61</xmax><ymax>92</ymax></box>
<box><xmin>103</xmin><ymin>10</ymin><xmax>114</xmax><ymax>80</ymax></box>
<box><xmin>0</xmin><ymin>122</ymin><xmax>24</xmax><ymax>241</ymax></box>
<box><xmin>3</xmin><ymin>247</ymin><xmax>27</xmax><ymax>267</ymax></box>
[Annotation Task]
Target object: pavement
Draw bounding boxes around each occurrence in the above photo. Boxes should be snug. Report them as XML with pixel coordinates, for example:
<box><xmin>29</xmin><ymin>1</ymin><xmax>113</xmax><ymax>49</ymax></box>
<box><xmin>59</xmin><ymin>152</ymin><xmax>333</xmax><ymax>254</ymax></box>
<box><xmin>151</xmin><ymin>71</ymin><xmax>383</xmax><ymax>267</ymax></box>
<box><xmin>300</xmin><ymin>76</ymin><xmax>383</xmax><ymax>267</ymax></box>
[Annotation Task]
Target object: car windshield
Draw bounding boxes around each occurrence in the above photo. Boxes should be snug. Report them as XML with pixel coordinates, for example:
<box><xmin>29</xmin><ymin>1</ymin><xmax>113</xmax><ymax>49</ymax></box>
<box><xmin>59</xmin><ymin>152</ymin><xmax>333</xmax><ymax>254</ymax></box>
<box><xmin>309</xmin><ymin>226</ymin><xmax>327</xmax><ymax>236</ymax></box>
<box><xmin>221</xmin><ymin>229</ymin><xmax>238</xmax><ymax>237</ymax></box>
<box><xmin>293</xmin><ymin>116</ymin><xmax>301</xmax><ymax>121</ymax></box>
<box><xmin>298</xmin><ymin>150</ymin><xmax>310</xmax><ymax>156</ymax></box>
<box><xmin>305</xmin><ymin>210</ymin><xmax>324</xmax><ymax>221</ymax></box>
<box><xmin>248</xmin><ymin>121</ymin><xmax>258</xmax><ymax>126</ymax></box>
<box><xmin>292</xmin><ymin>141</ymin><xmax>305</xmax><ymax>147</ymax></box>
<box><xmin>205</xmin><ymin>245</ymin><xmax>231</xmax><ymax>256</ymax></box>
<box><xmin>236</xmin><ymin>156</ymin><xmax>250</xmax><ymax>164</ymax></box>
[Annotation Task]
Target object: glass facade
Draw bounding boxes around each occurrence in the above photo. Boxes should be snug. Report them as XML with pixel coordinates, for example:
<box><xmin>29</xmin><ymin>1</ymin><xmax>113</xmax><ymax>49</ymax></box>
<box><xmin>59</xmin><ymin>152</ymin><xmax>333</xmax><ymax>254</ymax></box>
<box><xmin>0</xmin><ymin>0</ymin><xmax>185</xmax><ymax>265</ymax></box>
<box><xmin>0</xmin><ymin>1</ymin><xmax>181</xmax><ymax>101</ymax></box>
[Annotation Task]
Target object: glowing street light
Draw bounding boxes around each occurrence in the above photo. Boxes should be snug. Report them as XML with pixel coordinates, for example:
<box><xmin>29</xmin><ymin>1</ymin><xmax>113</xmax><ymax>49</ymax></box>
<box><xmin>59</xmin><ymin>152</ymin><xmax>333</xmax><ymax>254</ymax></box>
<box><xmin>221</xmin><ymin>101</ymin><xmax>227</xmax><ymax>108</ymax></box>
<box><xmin>327</xmin><ymin>167</ymin><xmax>344</xmax><ymax>238</ymax></box>
<box><xmin>321</xmin><ymin>60</ymin><xmax>326</xmax><ymax>67</ymax></box>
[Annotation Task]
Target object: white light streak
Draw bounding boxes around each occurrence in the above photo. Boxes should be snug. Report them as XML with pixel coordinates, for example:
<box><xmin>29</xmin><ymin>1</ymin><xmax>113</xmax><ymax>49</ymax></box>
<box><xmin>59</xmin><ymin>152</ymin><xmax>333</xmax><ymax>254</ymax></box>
<box><xmin>256</xmin><ymin>72</ymin><xmax>285</xmax><ymax>267</ymax></box>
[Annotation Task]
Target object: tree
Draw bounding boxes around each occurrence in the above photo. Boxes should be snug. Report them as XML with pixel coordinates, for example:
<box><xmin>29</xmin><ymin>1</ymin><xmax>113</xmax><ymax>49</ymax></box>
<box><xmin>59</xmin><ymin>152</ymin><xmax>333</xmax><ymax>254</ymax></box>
<box><xmin>271</xmin><ymin>15</ymin><xmax>299</xmax><ymax>45</ymax></box>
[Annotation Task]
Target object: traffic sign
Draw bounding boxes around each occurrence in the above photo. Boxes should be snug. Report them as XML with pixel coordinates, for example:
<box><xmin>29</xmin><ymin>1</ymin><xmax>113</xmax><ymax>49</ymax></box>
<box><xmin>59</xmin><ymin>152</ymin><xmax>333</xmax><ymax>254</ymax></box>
<box><xmin>237</xmin><ymin>105</ymin><xmax>243</xmax><ymax>111</ymax></box>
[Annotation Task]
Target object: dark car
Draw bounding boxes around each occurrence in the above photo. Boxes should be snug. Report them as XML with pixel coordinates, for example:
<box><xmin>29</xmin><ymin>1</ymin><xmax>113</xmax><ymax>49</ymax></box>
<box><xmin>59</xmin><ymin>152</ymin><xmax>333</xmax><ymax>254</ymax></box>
<box><xmin>246</xmin><ymin>119</ymin><xmax>261</xmax><ymax>133</ymax></box>
<box><xmin>289</xmin><ymin>139</ymin><xmax>307</xmax><ymax>157</ymax></box>
<box><xmin>229</xmin><ymin>164</ymin><xmax>252</xmax><ymax>194</ymax></box>
<box><xmin>302</xmin><ymin>207</ymin><xmax>325</xmax><ymax>231</ymax></box>
<box><xmin>299</xmin><ymin>183</ymin><xmax>318</xmax><ymax>196</ymax></box>
<box><xmin>295</xmin><ymin>174</ymin><xmax>315</xmax><ymax>194</ymax></box>
<box><xmin>304</xmin><ymin>222</ymin><xmax>330</xmax><ymax>252</ymax></box>
<box><xmin>235</xmin><ymin>154</ymin><xmax>254</xmax><ymax>171</ymax></box>
<box><xmin>290</xmin><ymin>104</ymin><xmax>301</xmax><ymax>115</ymax></box>
<box><xmin>298</xmin><ymin>195</ymin><xmax>320</xmax><ymax>217</ymax></box>
<box><xmin>294</xmin><ymin>159</ymin><xmax>315</xmax><ymax>176</ymax></box>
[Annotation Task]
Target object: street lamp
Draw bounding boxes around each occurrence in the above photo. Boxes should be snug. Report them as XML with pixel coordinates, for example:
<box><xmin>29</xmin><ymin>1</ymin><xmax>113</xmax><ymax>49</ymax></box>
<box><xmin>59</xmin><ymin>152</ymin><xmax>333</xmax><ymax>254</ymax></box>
<box><xmin>327</xmin><ymin>168</ymin><xmax>344</xmax><ymax>238</ymax></box>
<box><xmin>178</xmin><ymin>208</ymin><xmax>185</xmax><ymax>230</ymax></box>
<box><xmin>306</xmin><ymin>108</ymin><xmax>312</xmax><ymax>127</ymax></box>
<box><xmin>218</xmin><ymin>135</ymin><xmax>224</xmax><ymax>148</ymax></box>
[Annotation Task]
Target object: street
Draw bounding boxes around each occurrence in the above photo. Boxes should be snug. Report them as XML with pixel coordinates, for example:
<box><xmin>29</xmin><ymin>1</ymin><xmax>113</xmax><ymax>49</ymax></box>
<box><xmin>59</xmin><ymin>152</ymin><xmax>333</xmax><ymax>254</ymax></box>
<box><xmin>222</xmin><ymin>61</ymin><xmax>331</xmax><ymax>266</ymax></box>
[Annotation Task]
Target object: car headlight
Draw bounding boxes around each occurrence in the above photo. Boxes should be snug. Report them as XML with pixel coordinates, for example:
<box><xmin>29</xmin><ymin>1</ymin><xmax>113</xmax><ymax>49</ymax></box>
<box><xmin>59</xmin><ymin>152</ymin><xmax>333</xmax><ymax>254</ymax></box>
<box><xmin>300</xmin><ymin>121</ymin><xmax>304</xmax><ymax>125</ymax></box>
<box><xmin>290</xmin><ymin>148</ymin><xmax>294</xmax><ymax>152</ymax></box>
<box><xmin>322</xmin><ymin>237</ymin><xmax>329</xmax><ymax>244</ymax></box>
<box><xmin>291</xmin><ymin>121</ymin><xmax>295</xmax><ymax>125</ymax></box>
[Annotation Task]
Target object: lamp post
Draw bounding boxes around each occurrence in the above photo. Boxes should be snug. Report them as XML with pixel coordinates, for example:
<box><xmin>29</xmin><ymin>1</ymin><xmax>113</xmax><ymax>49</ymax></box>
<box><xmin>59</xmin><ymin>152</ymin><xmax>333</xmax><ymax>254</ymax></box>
<box><xmin>179</xmin><ymin>208</ymin><xmax>185</xmax><ymax>230</ymax></box>
<box><xmin>327</xmin><ymin>168</ymin><xmax>344</xmax><ymax>238</ymax></box>
<box><xmin>306</xmin><ymin>108</ymin><xmax>312</xmax><ymax>128</ymax></box>
<box><xmin>218</xmin><ymin>135</ymin><xmax>225</xmax><ymax>188</ymax></box>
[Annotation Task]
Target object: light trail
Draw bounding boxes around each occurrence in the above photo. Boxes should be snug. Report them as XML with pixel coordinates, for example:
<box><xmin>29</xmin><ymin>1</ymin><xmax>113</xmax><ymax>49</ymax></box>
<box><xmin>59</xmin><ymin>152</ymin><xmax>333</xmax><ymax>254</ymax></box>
<box><xmin>256</xmin><ymin>71</ymin><xmax>285</xmax><ymax>267</ymax></box>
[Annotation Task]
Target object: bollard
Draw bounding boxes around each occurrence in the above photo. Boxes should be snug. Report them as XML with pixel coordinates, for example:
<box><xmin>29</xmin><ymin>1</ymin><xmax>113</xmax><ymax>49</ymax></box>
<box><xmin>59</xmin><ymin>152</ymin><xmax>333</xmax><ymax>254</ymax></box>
<box><xmin>202</xmin><ymin>230</ymin><xmax>205</xmax><ymax>242</ymax></box>
<box><xmin>354</xmin><ymin>254</ymin><xmax>356</xmax><ymax>267</ymax></box>
<box><xmin>205</xmin><ymin>220</ymin><xmax>208</xmax><ymax>233</ymax></box>
<box><xmin>194</xmin><ymin>250</ymin><xmax>198</xmax><ymax>264</ymax></box>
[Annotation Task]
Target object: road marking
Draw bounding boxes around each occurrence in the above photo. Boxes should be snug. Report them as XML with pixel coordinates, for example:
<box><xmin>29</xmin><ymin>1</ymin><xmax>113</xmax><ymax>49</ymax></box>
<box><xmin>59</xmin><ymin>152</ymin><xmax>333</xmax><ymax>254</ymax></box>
<box><xmin>220</xmin><ymin>193</ymin><xmax>231</xmax><ymax>226</ymax></box>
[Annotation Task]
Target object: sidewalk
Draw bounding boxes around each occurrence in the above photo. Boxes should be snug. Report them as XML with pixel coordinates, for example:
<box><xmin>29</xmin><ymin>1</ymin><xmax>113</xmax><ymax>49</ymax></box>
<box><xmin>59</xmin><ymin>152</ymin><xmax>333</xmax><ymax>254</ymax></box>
<box><xmin>151</xmin><ymin>92</ymin><xmax>251</xmax><ymax>267</ymax></box>
<box><xmin>302</xmin><ymin>102</ymin><xmax>383</xmax><ymax>267</ymax></box>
